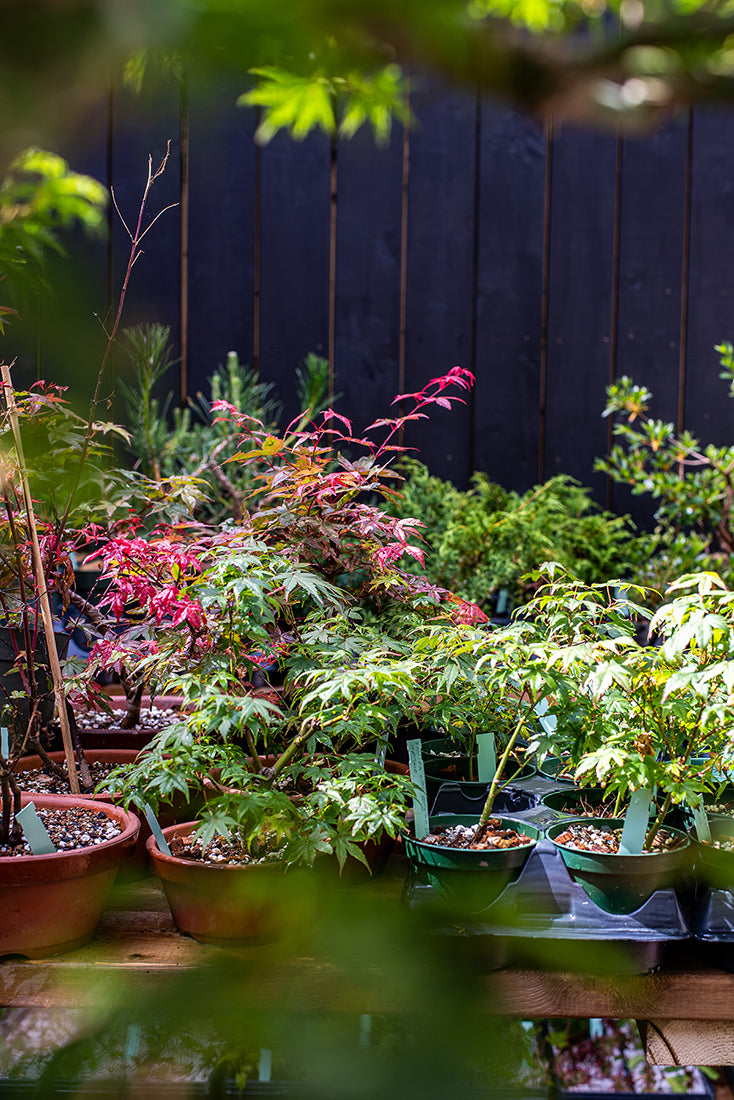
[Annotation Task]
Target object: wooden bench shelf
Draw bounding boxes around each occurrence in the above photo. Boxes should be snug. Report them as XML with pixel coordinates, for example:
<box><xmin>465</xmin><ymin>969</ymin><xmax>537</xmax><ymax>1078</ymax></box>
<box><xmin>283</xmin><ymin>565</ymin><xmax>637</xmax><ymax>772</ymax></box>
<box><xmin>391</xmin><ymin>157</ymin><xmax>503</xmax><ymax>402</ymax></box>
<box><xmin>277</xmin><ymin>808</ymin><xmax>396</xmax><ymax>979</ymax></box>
<box><xmin>2</xmin><ymin>878</ymin><xmax>733</xmax><ymax>1065</ymax></box>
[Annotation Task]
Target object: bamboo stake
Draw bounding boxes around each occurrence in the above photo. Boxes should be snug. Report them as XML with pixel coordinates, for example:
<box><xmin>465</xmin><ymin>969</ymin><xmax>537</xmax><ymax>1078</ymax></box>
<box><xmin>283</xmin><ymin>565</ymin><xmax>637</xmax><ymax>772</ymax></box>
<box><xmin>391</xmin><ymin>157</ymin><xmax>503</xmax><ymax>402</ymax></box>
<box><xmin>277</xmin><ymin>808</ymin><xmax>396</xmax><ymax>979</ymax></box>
<box><xmin>0</xmin><ymin>364</ymin><xmax>80</xmax><ymax>793</ymax></box>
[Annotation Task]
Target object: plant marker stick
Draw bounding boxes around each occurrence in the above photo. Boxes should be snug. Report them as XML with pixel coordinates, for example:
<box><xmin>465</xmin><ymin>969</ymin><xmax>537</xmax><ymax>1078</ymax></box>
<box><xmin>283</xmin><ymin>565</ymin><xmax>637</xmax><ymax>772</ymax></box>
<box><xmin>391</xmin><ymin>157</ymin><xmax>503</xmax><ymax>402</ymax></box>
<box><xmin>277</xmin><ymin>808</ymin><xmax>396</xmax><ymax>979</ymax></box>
<box><xmin>1</xmin><ymin>364</ymin><xmax>80</xmax><ymax>794</ymax></box>
<box><xmin>16</xmin><ymin>802</ymin><xmax>56</xmax><ymax>855</ymax></box>
<box><xmin>619</xmin><ymin>789</ymin><xmax>653</xmax><ymax>855</ymax></box>
<box><xmin>534</xmin><ymin>696</ymin><xmax>557</xmax><ymax>736</ymax></box>
<box><xmin>144</xmin><ymin>804</ymin><xmax>171</xmax><ymax>856</ymax></box>
<box><xmin>0</xmin><ymin>727</ymin><xmax>7</xmax><ymax>759</ymax></box>
<box><xmin>476</xmin><ymin>733</ymin><xmax>496</xmax><ymax>783</ymax></box>
<box><xmin>692</xmin><ymin>803</ymin><xmax>712</xmax><ymax>845</ymax></box>
<box><xmin>359</xmin><ymin>1015</ymin><xmax>372</xmax><ymax>1048</ymax></box>
<box><xmin>258</xmin><ymin>1050</ymin><xmax>272</xmax><ymax>1082</ymax></box>
<box><xmin>125</xmin><ymin>1025</ymin><xmax>141</xmax><ymax>1067</ymax></box>
<box><xmin>589</xmin><ymin>1019</ymin><xmax>604</xmax><ymax>1040</ymax></box>
<box><xmin>407</xmin><ymin>739</ymin><xmax>429</xmax><ymax>840</ymax></box>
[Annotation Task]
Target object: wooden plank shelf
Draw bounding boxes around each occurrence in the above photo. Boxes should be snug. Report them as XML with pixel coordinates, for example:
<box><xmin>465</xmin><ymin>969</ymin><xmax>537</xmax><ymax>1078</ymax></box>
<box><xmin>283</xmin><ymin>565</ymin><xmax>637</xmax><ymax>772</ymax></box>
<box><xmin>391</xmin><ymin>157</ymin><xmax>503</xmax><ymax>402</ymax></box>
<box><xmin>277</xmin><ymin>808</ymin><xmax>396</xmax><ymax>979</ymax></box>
<box><xmin>2</xmin><ymin>878</ymin><xmax>734</xmax><ymax>1064</ymax></box>
<box><xmin>0</xmin><ymin>880</ymin><xmax>731</xmax><ymax>1013</ymax></box>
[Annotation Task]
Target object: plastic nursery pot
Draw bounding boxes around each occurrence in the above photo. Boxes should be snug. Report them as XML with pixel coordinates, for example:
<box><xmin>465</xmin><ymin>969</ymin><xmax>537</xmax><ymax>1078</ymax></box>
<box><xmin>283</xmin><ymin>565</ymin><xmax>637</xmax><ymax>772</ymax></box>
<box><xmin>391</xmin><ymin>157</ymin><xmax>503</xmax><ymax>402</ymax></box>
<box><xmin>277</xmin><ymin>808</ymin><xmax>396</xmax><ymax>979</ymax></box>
<box><xmin>0</xmin><ymin>793</ymin><xmax>139</xmax><ymax>959</ymax></box>
<box><xmin>691</xmin><ymin>816</ymin><xmax>734</xmax><ymax>891</ymax></box>
<box><xmin>541</xmin><ymin>787</ymin><xmax>624</xmax><ymax>819</ymax></box>
<box><xmin>537</xmin><ymin>755</ymin><xmax>575</xmax><ymax>783</ymax></box>
<box><xmin>403</xmin><ymin>813</ymin><xmax>540</xmax><ymax>914</ymax></box>
<box><xmin>421</xmin><ymin>737</ymin><xmax>535</xmax><ymax>803</ymax></box>
<box><xmin>547</xmin><ymin>817</ymin><xmax>692</xmax><ymax>916</ymax></box>
<box><xmin>147</xmin><ymin>822</ymin><xmax>291</xmax><ymax>946</ymax></box>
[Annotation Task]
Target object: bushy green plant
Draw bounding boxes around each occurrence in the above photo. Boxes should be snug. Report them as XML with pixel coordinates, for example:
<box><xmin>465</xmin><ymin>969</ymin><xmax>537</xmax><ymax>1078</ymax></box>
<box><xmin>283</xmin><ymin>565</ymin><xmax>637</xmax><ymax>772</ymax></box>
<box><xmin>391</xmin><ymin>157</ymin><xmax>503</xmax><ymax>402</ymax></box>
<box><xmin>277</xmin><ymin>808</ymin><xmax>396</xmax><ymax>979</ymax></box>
<box><xmin>385</xmin><ymin>459</ymin><xmax>640</xmax><ymax>610</ymax></box>
<box><xmin>120</xmin><ymin>328</ymin><xmax>333</xmax><ymax>524</ymax></box>
<box><xmin>597</xmin><ymin>344</ymin><xmax>734</xmax><ymax>589</ymax></box>
<box><xmin>92</xmin><ymin>368</ymin><xmax>482</xmax><ymax>867</ymax></box>
<box><xmin>513</xmin><ymin>565</ymin><xmax>734</xmax><ymax>848</ymax></box>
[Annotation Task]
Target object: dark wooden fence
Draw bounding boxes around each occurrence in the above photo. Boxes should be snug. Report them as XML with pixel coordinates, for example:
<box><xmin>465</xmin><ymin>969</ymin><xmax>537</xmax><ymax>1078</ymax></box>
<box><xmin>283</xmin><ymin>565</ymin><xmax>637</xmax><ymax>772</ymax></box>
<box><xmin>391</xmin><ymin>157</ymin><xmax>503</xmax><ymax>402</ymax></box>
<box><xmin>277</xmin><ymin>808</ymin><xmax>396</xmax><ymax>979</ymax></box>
<box><xmin>10</xmin><ymin>74</ymin><xmax>734</xmax><ymax>529</ymax></box>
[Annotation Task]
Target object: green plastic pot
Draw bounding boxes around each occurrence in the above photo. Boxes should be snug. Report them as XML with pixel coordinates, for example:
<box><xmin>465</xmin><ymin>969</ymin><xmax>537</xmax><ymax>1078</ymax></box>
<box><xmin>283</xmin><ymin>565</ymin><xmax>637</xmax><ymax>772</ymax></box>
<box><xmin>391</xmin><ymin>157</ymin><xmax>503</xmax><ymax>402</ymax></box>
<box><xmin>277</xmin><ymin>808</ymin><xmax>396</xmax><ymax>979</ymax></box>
<box><xmin>692</xmin><ymin>816</ymin><xmax>734</xmax><ymax>891</ymax></box>
<box><xmin>421</xmin><ymin>738</ymin><xmax>535</xmax><ymax>804</ymax></box>
<box><xmin>547</xmin><ymin>817</ymin><xmax>691</xmax><ymax>915</ymax></box>
<box><xmin>538</xmin><ymin>755</ymin><xmax>575</xmax><ymax>783</ymax></box>
<box><xmin>541</xmin><ymin>787</ymin><xmax>621</xmax><ymax>818</ymax></box>
<box><xmin>403</xmin><ymin>813</ymin><xmax>540</xmax><ymax>913</ymax></box>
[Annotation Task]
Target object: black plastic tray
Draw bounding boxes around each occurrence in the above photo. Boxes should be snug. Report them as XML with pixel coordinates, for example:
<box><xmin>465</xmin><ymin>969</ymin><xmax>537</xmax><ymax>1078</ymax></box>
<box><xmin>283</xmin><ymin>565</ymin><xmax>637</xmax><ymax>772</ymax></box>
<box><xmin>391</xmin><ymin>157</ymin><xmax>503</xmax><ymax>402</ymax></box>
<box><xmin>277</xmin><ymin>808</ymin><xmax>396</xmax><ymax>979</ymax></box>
<box><xmin>405</xmin><ymin>835</ymin><xmax>693</xmax><ymax>974</ymax></box>
<box><xmin>429</xmin><ymin>781</ymin><xmax>539</xmax><ymax>816</ymax></box>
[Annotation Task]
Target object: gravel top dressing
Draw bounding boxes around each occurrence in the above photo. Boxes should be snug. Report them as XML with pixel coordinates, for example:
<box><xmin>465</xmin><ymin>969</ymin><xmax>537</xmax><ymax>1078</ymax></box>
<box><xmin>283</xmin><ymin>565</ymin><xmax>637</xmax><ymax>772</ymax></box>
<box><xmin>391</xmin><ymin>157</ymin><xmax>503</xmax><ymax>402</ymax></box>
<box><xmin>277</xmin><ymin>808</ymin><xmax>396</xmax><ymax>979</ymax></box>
<box><xmin>422</xmin><ymin>819</ymin><xmax>530</xmax><ymax>851</ymax></box>
<box><xmin>15</xmin><ymin>762</ymin><xmax>117</xmax><ymax>795</ymax></box>
<box><xmin>168</xmin><ymin>834</ymin><xmax>284</xmax><ymax>866</ymax></box>
<box><xmin>554</xmin><ymin>823</ymin><xmax>685</xmax><ymax>854</ymax></box>
<box><xmin>74</xmin><ymin>704</ymin><xmax>179</xmax><ymax>732</ymax></box>
<box><xmin>0</xmin><ymin>806</ymin><xmax>122</xmax><ymax>856</ymax></box>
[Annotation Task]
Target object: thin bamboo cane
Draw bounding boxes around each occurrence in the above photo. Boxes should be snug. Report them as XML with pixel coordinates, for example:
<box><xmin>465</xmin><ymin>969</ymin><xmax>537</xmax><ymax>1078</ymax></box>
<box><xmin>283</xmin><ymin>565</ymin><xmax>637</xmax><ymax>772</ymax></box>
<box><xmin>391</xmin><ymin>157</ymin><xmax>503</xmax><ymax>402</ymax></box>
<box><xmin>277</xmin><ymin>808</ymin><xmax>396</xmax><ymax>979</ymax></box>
<box><xmin>0</xmin><ymin>364</ymin><xmax>80</xmax><ymax>794</ymax></box>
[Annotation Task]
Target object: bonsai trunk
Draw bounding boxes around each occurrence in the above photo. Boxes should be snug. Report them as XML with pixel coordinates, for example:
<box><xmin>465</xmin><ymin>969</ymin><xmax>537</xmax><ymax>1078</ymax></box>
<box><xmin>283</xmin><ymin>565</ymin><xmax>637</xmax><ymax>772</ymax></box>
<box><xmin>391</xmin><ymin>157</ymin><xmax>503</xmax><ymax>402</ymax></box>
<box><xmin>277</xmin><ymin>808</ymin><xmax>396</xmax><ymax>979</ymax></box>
<box><xmin>476</xmin><ymin>711</ymin><xmax>529</xmax><ymax>836</ymax></box>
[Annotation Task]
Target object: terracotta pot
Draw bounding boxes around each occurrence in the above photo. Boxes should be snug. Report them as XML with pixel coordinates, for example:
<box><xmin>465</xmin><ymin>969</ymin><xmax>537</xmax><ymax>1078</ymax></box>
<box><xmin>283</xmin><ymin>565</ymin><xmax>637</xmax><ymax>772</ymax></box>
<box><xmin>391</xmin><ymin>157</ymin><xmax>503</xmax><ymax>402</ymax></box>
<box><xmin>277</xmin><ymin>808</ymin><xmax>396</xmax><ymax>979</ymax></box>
<box><xmin>73</xmin><ymin>694</ymin><xmax>184</xmax><ymax>749</ymax></box>
<box><xmin>147</xmin><ymin>822</ymin><xmax>289</xmax><ymax>945</ymax></box>
<box><xmin>205</xmin><ymin>757</ymin><xmax>411</xmax><ymax>878</ymax></box>
<box><xmin>0</xmin><ymin>793</ymin><xmax>139</xmax><ymax>958</ymax></box>
<box><xmin>14</xmin><ymin>749</ymin><xmax>200</xmax><ymax>873</ymax></box>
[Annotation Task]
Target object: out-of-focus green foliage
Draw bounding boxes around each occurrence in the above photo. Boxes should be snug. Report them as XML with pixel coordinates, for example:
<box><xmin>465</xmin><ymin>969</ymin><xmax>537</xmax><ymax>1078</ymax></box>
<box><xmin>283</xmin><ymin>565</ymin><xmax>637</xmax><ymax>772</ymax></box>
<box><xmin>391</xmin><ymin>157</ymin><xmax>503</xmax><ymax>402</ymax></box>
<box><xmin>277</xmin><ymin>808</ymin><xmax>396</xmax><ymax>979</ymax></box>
<box><xmin>6</xmin><ymin>0</ymin><xmax>734</xmax><ymax>160</ymax></box>
<box><xmin>0</xmin><ymin>148</ymin><xmax>107</xmax><ymax>329</ymax></box>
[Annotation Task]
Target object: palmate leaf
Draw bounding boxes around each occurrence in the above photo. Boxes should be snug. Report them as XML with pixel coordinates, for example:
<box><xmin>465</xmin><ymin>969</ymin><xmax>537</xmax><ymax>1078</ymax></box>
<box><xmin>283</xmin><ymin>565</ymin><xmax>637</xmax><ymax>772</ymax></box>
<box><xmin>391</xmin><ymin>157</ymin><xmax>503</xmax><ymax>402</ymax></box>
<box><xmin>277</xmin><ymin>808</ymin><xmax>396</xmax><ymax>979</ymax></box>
<box><xmin>240</xmin><ymin>68</ymin><xmax>336</xmax><ymax>144</ymax></box>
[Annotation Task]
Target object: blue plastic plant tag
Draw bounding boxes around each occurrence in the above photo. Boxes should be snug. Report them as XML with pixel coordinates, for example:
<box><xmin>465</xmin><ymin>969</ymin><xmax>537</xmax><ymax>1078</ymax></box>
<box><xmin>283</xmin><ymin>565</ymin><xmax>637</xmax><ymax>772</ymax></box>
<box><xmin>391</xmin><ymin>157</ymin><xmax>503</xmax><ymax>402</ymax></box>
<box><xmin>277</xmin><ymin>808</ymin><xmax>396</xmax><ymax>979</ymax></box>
<box><xmin>258</xmin><ymin>1050</ymin><xmax>272</xmax><ymax>1082</ymax></box>
<box><xmin>144</xmin><ymin>804</ymin><xmax>171</xmax><ymax>856</ymax></box>
<box><xmin>125</xmin><ymin>1025</ymin><xmax>141</xmax><ymax>1065</ymax></box>
<box><xmin>495</xmin><ymin>589</ymin><xmax>509</xmax><ymax>616</ymax></box>
<box><xmin>0</xmin><ymin>726</ymin><xmax>8</xmax><ymax>759</ymax></box>
<box><xmin>407</xmin><ymin>739</ymin><xmax>429</xmax><ymax>840</ymax></box>
<box><xmin>619</xmin><ymin>788</ymin><xmax>653</xmax><ymax>855</ymax></box>
<box><xmin>692</xmin><ymin>803</ymin><xmax>712</xmax><ymax>845</ymax></box>
<box><xmin>533</xmin><ymin>697</ymin><xmax>557</xmax><ymax>736</ymax></box>
<box><xmin>16</xmin><ymin>802</ymin><xmax>56</xmax><ymax>855</ymax></box>
<box><xmin>589</xmin><ymin>1019</ymin><xmax>604</xmax><ymax>1040</ymax></box>
<box><xmin>359</xmin><ymin>1015</ymin><xmax>372</xmax><ymax>1048</ymax></box>
<box><xmin>476</xmin><ymin>733</ymin><xmax>496</xmax><ymax>783</ymax></box>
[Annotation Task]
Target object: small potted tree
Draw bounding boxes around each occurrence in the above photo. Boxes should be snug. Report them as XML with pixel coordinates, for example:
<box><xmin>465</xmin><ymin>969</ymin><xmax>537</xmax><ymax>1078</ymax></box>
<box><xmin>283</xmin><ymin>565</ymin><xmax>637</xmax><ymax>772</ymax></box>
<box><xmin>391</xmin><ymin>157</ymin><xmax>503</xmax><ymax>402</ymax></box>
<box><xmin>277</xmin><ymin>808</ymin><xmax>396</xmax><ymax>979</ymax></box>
<box><xmin>91</xmin><ymin>368</ymin><xmax>483</xmax><ymax>942</ymax></box>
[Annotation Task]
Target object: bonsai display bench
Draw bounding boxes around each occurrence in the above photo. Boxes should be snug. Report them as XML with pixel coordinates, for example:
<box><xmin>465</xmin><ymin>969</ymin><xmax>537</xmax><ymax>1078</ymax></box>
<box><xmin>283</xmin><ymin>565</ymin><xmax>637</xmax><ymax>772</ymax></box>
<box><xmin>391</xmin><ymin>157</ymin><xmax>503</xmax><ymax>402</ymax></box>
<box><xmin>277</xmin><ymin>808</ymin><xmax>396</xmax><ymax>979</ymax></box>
<box><xmin>0</xmin><ymin>878</ymin><xmax>732</xmax><ymax>1066</ymax></box>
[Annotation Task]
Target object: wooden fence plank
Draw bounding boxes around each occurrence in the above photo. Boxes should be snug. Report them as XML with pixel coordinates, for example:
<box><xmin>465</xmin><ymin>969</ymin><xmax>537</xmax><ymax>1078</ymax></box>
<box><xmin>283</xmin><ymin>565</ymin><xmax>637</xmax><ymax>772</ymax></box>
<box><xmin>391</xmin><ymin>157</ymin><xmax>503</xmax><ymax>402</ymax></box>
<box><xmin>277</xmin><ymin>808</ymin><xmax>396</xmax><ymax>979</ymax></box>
<box><xmin>185</xmin><ymin>76</ymin><xmax>256</xmax><ymax>401</ymax></box>
<box><xmin>402</xmin><ymin>81</ymin><xmax>477</xmax><ymax>487</ymax></box>
<box><xmin>543</xmin><ymin>123</ymin><xmax>618</xmax><ymax>503</ymax></box>
<box><xmin>259</xmin><ymin>130</ymin><xmax>331</xmax><ymax>426</ymax></box>
<box><xmin>473</xmin><ymin>103</ymin><xmax>547</xmax><ymax>494</ymax></box>
<box><xmin>684</xmin><ymin>107</ymin><xmax>734</xmax><ymax>448</ymax></box>
<box><xmin>333</xmin><ymin>126</ymin><xmax>405</xmax><ymax>441</ymax></box>
<box><xmin>610</xmin><ymin>119</ymin><xmax>689</xmax><ymax>528</ymax></box>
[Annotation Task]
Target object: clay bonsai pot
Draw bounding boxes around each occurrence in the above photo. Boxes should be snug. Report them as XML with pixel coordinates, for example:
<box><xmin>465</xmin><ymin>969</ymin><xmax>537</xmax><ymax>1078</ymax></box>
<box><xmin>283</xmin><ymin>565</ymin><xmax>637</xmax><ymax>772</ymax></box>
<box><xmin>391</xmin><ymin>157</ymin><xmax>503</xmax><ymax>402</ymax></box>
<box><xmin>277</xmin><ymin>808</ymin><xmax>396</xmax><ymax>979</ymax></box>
<box><xmin>147</xmin><ymin>821</ymin><xmax>289</xmax><ymax>946</ymax></box>
<box><xmin>72</xmin><ymin>694</ymin><xmax>184</xmax><ymax>749</ymax></box>
<box><xmin>0</xmin><ymin>793</ymin><xmax>139</xmax><ymax>958</ymax></box>
<box><xmin>14</xmin><ymin>748</ymin><xmax>200</xmax><ymax>873</ymax></box>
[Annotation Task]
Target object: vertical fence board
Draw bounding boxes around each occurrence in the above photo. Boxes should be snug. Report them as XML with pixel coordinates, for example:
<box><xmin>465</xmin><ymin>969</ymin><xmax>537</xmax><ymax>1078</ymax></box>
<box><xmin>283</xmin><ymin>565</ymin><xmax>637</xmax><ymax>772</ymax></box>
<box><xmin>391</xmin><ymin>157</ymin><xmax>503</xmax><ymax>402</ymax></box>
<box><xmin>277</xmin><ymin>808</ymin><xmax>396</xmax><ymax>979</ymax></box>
<box><xmin>110</xmin><ymin>80</ymin><xmax>181</xmax><ymax>400</ymax></box>
<box><xmin>186</xmin><ymin>78</ymin><xmax>256</xmax><ymax>400</ymax></box>
<box><xmin>474</xmin><ymin>104</ymin><xmax>546</xmax><ymax>493</ymax></box>
<box><xmin>333</xmin><ymin>126</ymin><xmax>405</xmax><ymax>440</ymax></box>
<box><xmin>403</xmin><ymin>83</ymin><xmax>477</xmax><ymax>486</ymax></box>
<box><xmin>259</xmin><ymin>131</ymin><xmax>331</xmax><ymax>425</ymax></box>
<box><xmin>610</xmin><ymin>121</ymin><xmax>688</xmax><ymax>528</ymax></box>
<box><xmin>544</xmin><ymin>124</ymin><xmax>618</xmax><ymax>501</ymax></box>
<box><xmin>684</xmin><ymin>107</ymin><xmax>734</xmax><ymax>446</ymax></box>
